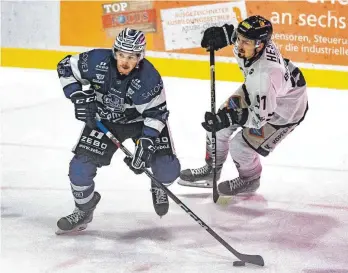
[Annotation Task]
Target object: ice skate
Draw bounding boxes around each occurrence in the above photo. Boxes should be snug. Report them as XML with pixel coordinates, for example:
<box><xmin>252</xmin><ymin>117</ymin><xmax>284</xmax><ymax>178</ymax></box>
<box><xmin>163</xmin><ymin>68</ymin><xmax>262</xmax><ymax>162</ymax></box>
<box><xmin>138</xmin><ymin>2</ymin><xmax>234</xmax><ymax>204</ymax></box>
<box><xmin>218</xmin><ymin>177</ymin><xmax>260</xmax><ymax>196</ymax></box>
<box><xmin>151</xmin><ymin>181</ymin><xmax>169</xmax><ymax>217</ymax></box>
<box><xmin>178</xmin><ymin>164</ymin><xmax>221</xmax><ymax>188</ymax></box>
<box><xmin>56</xmin><ymin>191</ymin><xmax>101</xmax><ymax>235</ymax></box>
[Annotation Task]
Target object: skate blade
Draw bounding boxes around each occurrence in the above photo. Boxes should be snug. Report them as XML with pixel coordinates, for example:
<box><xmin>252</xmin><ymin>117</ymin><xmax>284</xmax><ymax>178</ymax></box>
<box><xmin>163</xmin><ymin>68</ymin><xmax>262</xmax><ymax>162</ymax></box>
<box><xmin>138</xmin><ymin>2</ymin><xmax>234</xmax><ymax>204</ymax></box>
<box><xmin>177</xmin><ymin>179</ymin><xmax>213</xmax><ymax>188</ymax></box>
<box><xmin>217</xmin><ymin>188</ymin><xmax>259</xmax><ymax>197</ymax></box>
<box><xmin>55</xmin><ymin>224</ymin><xmax>88</xmax><ymax>235</ymax></box>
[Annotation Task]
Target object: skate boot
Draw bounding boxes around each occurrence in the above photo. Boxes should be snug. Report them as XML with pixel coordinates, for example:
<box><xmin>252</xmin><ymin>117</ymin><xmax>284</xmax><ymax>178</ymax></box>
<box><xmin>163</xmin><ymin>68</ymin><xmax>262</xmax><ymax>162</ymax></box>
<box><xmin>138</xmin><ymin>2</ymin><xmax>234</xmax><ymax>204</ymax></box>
<box><xmin>218</xmin><ymin>177</ymin><xmax>260</xmax><ymax>196</ymax></box>
<box><xmin>56</xmin><ymin>191</ymin><xmax>101</xmax><ymax>235</ymax></box>
<box><xmin>178</xmin><ymin>164</ymin><xmax>222</xmax><ymax>188</ymax></box>
<box><xmin>151</xmin><ymin>180</ymin><xmax>169</xmax><ymax>217</ymax></box>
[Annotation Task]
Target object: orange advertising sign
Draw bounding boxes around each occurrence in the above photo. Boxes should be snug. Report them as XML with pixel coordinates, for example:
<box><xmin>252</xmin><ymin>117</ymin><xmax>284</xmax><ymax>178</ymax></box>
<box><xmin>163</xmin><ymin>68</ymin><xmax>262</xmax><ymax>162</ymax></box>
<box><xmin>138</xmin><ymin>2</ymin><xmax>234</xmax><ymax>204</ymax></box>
<box><xmin>60</xmin><ymin>0</ymin><xmax>348</xmax><ymax>67</ymax></box>
<box><xmin>249</xmin><ymin>0</ymin><xmax>348</xmax><ymax>66</ymax></box>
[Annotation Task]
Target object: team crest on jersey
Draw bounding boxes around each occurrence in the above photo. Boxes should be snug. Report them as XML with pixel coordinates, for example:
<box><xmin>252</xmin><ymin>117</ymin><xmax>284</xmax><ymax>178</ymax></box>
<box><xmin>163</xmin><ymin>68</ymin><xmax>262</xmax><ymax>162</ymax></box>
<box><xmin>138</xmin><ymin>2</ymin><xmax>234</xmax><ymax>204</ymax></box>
<box><xmin>126</xmin><ymin>87</ymin><xmax>135</xmax><ymax>97</ymax></box>
<box><xmin>104</xmin><ymin>93</ymin><xmax>125</xmax><ymax>111</ymax></box>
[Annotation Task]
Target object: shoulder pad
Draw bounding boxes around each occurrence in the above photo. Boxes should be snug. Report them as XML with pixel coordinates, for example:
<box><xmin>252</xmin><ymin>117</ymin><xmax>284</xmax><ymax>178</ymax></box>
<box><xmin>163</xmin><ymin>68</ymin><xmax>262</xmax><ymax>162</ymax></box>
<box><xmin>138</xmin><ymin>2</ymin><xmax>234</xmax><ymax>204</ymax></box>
<box><xmin>79</xmin><ymin>49</ymin><xmax>113</xmax><ymax>75</ymax></box>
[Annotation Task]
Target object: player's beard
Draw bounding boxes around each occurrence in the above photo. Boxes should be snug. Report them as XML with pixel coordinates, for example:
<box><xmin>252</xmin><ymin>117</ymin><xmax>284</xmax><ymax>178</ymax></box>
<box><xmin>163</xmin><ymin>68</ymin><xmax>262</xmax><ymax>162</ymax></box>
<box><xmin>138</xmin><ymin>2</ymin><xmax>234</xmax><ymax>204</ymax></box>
<box><xmin>238</xmin><ymin>49</ymin><xmax>245</xmax><ymax>58</ymax></box>
<box><xmin>118</xmin><ymin>64</ymin><xmax>131</xmax><ymax>75</ymax></box>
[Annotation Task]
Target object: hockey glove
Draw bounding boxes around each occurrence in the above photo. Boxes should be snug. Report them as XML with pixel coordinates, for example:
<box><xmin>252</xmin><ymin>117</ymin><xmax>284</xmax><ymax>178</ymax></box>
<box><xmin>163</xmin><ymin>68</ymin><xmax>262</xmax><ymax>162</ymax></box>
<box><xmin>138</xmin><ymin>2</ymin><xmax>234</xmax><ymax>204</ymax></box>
<box><xmin>127</xmin><ymin>137</ymin><xmax>156</xmax><ymax>174</ymax></box>
<box><xmin>201</xmin><ymin>108</ymin><xmax>235</xmax><ymax>132</ymax></box>
<box><xmin>124</xmin><ymin>157</ymin><xmax>144</xmax><ymax>174</ymax></box>
<box><xmin>201</xmin><ymin>24</ymin><xmax>235</xmax><ymax>51</ymax></box>
<box><xmin>70</xmin><ymin>90</ymin><xmax>98</xmax><ymax>129</ymax></box>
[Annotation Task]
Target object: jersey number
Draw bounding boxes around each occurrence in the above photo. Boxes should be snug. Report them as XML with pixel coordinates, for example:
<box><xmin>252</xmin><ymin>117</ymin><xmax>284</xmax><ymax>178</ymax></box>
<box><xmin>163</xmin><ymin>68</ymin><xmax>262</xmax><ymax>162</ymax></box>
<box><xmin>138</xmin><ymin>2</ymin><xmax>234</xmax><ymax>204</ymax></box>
<box><xmin>256</xmin><ymin>95</ymin><xmax>267</xmax><ymax>110</ymax></box>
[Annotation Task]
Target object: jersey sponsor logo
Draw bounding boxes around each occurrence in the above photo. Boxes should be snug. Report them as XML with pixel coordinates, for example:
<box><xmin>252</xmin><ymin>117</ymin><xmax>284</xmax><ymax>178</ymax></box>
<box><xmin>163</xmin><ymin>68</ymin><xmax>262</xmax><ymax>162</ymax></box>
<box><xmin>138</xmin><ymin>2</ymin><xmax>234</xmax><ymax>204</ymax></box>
<box><xmin>81</xmin><ymin>53</ymin><xmax>89</xmax><ymax>72</ymax></box>
<box><xmin>96</xmin><ymin>74</ymin><xmax>105</xmax><ymax>80</ymax></box>
<box><xmin>92</xmin><ymin>78</ymin><xmax>105</xmax><ymax>84</ymax></box>
<box><xmin>142</xmin><ymin>80</ymin><xmax>163</xmax><ymax>99</ymax></box>
<box><xmin>110</xmin><ymin>87</ymin><xmax>121</xmax><ymax>94</ymax></box>
<box><xmin>78</xmin><ymin>144</ymin><xmax>105</xmax><ymax>155</ymax></box>
<box><xmin>96</xmin><ymin>62</ymin><xmax>108</xmax><ymax>71</ymax></box>
<box><xmin>81</xmin><ymin>136</ymin><xmax>108</xmax><ymax>149</ymax></box>
<box><xmin>272</xmin><ymin>127</ymin><xmax>289</xmax><ymax>145</ymax></box>
<box><xmin>156</xmin><ymin>144</ymin><xmax>170</xmax><ymax>150</ymax></box>
<box><xmin>89</xmin><ymin>130</ymin><xmax>104</xmax><ymax>139</ymax></box>
<box><xmin>131</xmin><ymin>78</ymin><xmax>141</xmax><ymax>90</ymax></box>
<box><xmin>155</xmin><ymin>136</ymin><xmax>169</xmax><ymax>144</ymax></box>
<box><xmin>154</xmin><ymin>136</ymin><xmax>170</xmax><ymax>151</ymax></box>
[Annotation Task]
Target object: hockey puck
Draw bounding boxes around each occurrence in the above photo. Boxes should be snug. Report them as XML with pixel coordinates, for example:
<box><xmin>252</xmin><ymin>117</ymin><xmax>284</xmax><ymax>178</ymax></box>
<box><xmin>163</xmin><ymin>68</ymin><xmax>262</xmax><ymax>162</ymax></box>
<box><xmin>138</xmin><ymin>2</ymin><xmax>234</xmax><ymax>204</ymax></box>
<box><xmin>233</xmin><ymin>261</ymin><xmax>246</xmax><ymax>267</ymax></box>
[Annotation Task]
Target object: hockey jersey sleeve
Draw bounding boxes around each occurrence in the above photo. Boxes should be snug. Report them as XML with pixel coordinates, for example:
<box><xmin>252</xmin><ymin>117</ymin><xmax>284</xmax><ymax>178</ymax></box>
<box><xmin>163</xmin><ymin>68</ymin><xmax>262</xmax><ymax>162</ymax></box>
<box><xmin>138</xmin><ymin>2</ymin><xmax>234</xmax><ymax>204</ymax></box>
<box><xmin>242</xmin><ymin>69</ymin><xmax>281</xmax><ymax>129</ymax></box>
<box><xmin>57</xmin><ymin>53</ymin><xmax>90</xmax><ymax>98</ymax></box>
<box><xmin>132</xmin><ymin>75</ymin><xmax>168</xmax><ymax>137</ymax></box>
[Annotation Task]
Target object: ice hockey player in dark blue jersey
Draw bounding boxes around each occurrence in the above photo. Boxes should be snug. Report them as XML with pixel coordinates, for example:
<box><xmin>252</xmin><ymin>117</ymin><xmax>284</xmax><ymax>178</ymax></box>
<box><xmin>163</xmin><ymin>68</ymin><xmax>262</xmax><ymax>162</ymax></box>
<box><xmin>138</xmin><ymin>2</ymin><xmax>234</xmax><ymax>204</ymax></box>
<box><xmin>56</xmin><ymin>28</ymin><xmax>180</xmax><ymax>234</ymax></box>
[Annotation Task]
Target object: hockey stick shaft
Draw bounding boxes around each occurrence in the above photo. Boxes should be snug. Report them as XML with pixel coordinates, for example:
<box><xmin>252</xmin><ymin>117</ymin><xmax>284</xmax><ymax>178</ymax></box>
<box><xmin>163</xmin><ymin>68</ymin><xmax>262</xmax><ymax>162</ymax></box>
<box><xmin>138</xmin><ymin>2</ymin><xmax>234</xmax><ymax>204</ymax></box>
<box><xmin>96</xmin><ymin>120</ymin><xmax>264</xmax><ymax>266</ymax></box>
<box><xmin>210</xmin><ymin>49</ymin><xmax>219</xmax><ymax>203</ymax></box>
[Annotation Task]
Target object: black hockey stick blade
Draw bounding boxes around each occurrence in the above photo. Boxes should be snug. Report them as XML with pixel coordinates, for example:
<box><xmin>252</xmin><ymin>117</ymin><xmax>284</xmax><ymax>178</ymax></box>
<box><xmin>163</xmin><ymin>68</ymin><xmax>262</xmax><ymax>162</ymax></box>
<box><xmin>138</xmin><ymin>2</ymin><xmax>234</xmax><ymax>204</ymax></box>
<box><xmin>236</xmin><ymin>253</ymin><xmax>264</xmax><ymax>267</ymax></box>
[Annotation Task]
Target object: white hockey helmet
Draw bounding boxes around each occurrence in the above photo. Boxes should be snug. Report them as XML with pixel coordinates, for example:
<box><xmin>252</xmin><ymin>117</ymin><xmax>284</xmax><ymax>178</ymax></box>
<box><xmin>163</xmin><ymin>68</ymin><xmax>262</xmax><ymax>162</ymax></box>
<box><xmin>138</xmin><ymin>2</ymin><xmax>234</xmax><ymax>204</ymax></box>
<box><xmin>112</xmin><ymin>28</ymin><xmax>146</xmax><ymax>62</ymax></box>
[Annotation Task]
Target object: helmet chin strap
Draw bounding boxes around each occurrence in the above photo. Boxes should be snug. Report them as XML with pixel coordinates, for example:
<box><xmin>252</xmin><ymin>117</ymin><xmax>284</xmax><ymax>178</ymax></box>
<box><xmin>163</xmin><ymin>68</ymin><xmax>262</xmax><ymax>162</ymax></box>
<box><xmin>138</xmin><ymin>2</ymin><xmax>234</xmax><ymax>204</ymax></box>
<box><xmin>243</xmin><ymin>41</ymin><xmax>265</xmax><ymax>66</ymax></box>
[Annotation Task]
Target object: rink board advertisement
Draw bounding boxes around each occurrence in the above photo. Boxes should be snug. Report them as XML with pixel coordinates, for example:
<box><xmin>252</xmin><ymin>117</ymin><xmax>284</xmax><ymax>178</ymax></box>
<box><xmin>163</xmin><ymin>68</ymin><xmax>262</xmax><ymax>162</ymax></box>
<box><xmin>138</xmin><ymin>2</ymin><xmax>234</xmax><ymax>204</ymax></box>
<box><xmin>1</xmin><ymin>1</ymin><xmax>348</xmax><ymax>89</ymax></box>
<box><xmin>60</xmin><ymin>0</ymin><xmax>348</xmax><ymax>67</ymax></box>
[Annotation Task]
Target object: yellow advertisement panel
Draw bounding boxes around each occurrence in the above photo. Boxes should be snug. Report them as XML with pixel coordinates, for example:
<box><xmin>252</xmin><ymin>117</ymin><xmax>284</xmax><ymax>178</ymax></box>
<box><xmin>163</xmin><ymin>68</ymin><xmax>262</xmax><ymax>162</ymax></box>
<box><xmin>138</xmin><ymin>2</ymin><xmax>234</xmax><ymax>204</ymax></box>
<box><xmin>60</xmin><ymin>0</ymin><xmax>348</xmax><ymax>67</ymax></box>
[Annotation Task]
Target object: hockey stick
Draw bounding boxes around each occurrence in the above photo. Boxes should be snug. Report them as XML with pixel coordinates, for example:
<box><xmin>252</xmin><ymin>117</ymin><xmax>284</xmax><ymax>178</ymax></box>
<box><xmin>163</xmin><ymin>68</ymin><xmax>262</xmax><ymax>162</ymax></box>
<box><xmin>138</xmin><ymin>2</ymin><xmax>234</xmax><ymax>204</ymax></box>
<box><xmin>96</xmin><ymin>120</ymin><xmax>265</xmax><ymax>267</ymax></box>
<box><xmin>209</xmin><ymin>50</ymin><xmax>232</xmax><ymax>206</ymax></box>
<box><xmin>209</xmin><ymin>48</ymin><xmax>219</xmax><ymax>204</ymax></box>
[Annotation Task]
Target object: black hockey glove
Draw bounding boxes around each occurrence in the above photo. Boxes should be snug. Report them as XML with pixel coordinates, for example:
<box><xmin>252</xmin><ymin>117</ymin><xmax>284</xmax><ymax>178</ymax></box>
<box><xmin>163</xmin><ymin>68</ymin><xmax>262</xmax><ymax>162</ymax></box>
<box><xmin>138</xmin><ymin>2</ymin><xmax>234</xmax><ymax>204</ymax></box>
<box><xmin>70</xmin><ymin>90</ymin><xmax>98</xmax><ymax>129</ymax></box>
<box><xmin>124</xmin><ymin>157</ymin><xmax>144</xmax><ymax>174</ymax></box>
<box><xmin>201</xmin><ymin>108</ymin><xmax>236</xmax><ymax>132</ymax></box>
<box><xmin>125</xmin><ymin>137</ymin><xmax>156</xmax><ymax>175</ymax></box>
<box><xmin>201</xmin><ymin>24</ymin><xmax>235</xmax><ymax>51</ymax></box>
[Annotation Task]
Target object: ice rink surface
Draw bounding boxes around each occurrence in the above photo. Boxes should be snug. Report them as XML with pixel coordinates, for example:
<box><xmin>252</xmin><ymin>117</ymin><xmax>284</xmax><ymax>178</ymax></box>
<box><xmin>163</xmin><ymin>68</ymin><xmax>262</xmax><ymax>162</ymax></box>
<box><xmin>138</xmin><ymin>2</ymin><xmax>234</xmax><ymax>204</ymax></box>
<box><xmin>1</xmin><ymin>67</ymin><xmax>348</xmax><ymax>273</ymax></box>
